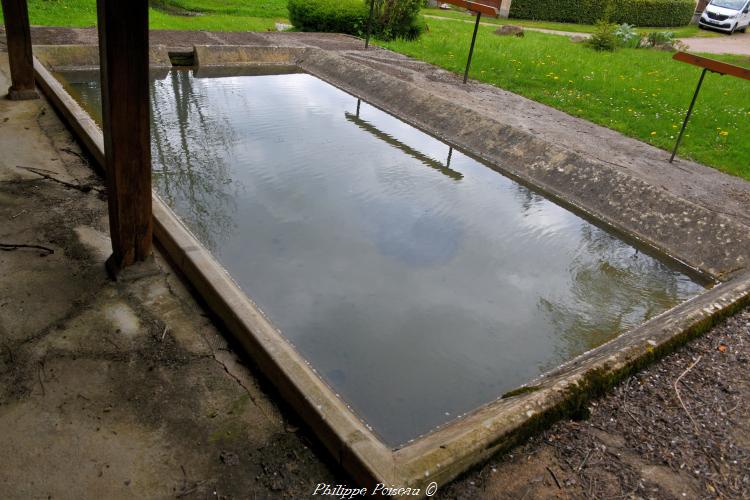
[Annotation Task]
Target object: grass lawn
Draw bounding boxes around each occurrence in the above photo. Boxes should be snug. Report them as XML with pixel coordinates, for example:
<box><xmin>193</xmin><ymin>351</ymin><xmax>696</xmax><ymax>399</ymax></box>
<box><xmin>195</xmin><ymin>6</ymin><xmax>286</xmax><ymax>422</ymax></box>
<box><xmin>0</xmin><ymin>0</ymin><xmax>288</xmax><ymax>31</ymax></box>
<box><xmin>383</xmin><ymin>22</ymin><xmax>749</xmax><ymax>179</ymax></box>
<box><xmin>2</xmin><ymin>2</ymin><xmax>747</xmax><ymax>178</ymax></box>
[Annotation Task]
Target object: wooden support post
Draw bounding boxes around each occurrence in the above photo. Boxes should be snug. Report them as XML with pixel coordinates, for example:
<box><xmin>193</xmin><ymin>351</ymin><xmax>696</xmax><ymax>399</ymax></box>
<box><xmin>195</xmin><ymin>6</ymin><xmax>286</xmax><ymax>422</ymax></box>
<box><xmin>1</xmin><ymin>0</ymin><xmax>39</xmax><ymax>100</ymax></box>
<box><xmin>97</xmin><ymin>0</ymin><xmax>153</xmax><ymax>277</ymax></box>
<box><xmin>499</xmin><ymin>0</ymin><xmax>512</xmax><ymax>18</ymax></box>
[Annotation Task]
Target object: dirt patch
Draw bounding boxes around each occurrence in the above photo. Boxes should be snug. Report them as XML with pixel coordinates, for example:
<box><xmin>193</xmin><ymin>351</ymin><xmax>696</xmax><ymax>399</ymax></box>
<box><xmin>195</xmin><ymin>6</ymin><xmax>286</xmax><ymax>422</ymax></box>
<box><xmin>441</xmin><ymin>309</ymin><xmax>750</xmax><ymax>499</ymax></box>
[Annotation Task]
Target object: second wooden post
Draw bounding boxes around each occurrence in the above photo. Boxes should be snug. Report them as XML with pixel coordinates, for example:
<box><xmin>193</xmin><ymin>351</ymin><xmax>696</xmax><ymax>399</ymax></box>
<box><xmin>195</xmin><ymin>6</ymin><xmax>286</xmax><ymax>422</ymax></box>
<box><xmin>97</xmin><ymin>0</ymin><xmax>153</xmax><ymax>277</ymax></box>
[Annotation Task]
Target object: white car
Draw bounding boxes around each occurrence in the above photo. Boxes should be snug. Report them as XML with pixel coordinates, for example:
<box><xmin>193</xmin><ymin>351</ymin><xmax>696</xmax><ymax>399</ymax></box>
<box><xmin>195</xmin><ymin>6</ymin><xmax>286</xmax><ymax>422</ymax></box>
<box><xmin>699</xmin><ymin>0</ymin><xmax>750</xmax><ymax>33</ymax></box>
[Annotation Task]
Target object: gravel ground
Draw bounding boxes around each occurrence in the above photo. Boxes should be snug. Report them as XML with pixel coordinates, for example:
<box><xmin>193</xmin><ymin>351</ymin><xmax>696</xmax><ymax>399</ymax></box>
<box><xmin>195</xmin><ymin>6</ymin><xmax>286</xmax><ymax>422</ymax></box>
<box><xmin>679</xmin><ymin>32</ymin><xmax>750</xmax><ymax>56</ymax></box>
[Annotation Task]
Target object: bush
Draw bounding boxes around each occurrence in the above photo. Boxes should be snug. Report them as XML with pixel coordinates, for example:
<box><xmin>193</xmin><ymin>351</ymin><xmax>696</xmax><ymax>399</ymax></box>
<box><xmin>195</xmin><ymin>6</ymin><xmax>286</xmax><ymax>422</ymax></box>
<box><xmin>644</xmin><ymin>30</ymin><xmax>676</xmax><ymax>45</ymax></box>
<box><xmin>288</xmin><ymin>0</ymin><xmax>424</xmax><ymax>40</ymax></box>
<box><xmin>288</xmin><ymin>0</ymin><xmax>369</xmax><ymax>36</ymax></box>
<box><xmin>372</xmin><ymin>0</ymin><xmax>425</xmax><ymax>40</ymax></box>
<box><xmin>640</xmin><ymin>30</ymin><xmax>688</xmax><ymax>50</ymax></box>
<box><xmin>509</xmin><ymin>0</ymin><xmax>694</xmax><ymax>27</ymax></box>
<box><xmin>588</xmin><ymin>21</ymin><xmax>618</xmax><ymax>50</ymax></box>
<box><xmin>614</xmin><ymin>23</ymin><xmax>640</xmax><ymax>47</ymax></box>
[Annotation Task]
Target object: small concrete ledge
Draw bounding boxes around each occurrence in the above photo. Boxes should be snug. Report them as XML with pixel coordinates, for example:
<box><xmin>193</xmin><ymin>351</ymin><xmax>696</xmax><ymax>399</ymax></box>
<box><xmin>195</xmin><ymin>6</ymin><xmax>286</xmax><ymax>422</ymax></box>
<box><xmin>194</xmin><ymin>44</ymin><xmax>300</xmax><ymax>67</ymax></box>
<box><xmin>33</xmin><ymin>44</ymin><xmax>172</xmax><ymax>71</ymax></box>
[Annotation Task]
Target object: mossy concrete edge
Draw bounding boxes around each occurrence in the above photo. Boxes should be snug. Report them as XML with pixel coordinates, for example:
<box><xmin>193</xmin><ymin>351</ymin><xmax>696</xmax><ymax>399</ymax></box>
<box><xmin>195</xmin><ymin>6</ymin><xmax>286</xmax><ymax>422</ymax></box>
<box><xmin>393</xmin><ymin>274</ymin><xmax>750</xmax><ymax>491</ymax></box>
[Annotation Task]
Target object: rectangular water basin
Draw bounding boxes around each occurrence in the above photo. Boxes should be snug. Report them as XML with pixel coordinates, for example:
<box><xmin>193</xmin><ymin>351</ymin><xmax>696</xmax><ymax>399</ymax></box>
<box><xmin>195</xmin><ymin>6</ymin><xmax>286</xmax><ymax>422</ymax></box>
<box><xmin>56</xmin><ymin>67</ymin><xmax>706</xmax><ymax>448</ymax></box>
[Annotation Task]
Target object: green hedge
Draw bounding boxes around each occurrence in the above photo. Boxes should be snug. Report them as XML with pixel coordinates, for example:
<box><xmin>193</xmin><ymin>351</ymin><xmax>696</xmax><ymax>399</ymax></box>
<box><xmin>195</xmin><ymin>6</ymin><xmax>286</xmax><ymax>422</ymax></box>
<box><xmin>509</xmin><ymin>0</ymin><xmax>695</xmax><ymax>27</ymax></box>
<box><xmin>373</xmin><ymin>0</ymin><xmax>425</xmax><ymax>40</ymax></box>
<box><xmin>288</xmin><ymin>0</ymin><xmax>425</xmax><ymax>40</ymax></box>
<box><xmin>288</xmin><ymin>0</ymin><xmax>369</xmax><ymax>35</ymax></box>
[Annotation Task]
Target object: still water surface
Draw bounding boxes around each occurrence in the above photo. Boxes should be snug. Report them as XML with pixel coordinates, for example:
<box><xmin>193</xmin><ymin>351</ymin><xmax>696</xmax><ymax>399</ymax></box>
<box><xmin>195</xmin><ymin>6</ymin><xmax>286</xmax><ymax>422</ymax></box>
<box><xmin>59</xmin><ymin>69</ymin><xmax>705</xmax><ymax>447</ymax></box>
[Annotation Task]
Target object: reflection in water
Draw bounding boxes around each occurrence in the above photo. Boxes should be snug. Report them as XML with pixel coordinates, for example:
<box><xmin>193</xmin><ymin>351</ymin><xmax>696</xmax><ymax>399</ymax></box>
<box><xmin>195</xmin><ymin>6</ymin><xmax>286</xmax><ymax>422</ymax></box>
<box><xmin>539</xmin><ymin>225</ymin><xmax>686</xmax><ymax>368</ymax></box>
<box><xmin>348</xmin><ymin>99</ymin><xmax>462</xmax><ymax>180</ymax></box>
<box><xmin>57</xmin><ymin>69</ymin><xmax>706</xmax><ymax>447</ymax></box>
<box><xmin>150</xmin><ymin>71</ymin><xmax>240</xmax><ymax>251</ymax></box>
<box><xmin>59</xmin><ymin>70</ymin><xmax>240</xmax><ymax>251</ymax></box>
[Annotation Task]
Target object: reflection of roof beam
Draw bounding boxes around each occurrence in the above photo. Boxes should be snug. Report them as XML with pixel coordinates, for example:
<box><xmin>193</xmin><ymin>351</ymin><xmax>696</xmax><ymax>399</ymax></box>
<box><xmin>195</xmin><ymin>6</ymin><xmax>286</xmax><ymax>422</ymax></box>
<box><xmin>344</xmin><ymin>112</ymin><xmax>463</xmax><ymax>181</ymax></box>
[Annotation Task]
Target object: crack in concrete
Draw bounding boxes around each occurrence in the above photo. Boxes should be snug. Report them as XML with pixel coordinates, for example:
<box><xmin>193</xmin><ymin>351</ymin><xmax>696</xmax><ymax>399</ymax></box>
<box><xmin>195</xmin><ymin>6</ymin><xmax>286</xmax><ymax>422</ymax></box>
<box><xmin>8</xmin><ymin>291</ymin><xmax>101</xmax><ymax>352</ymax></box>
<box><xmin>210</xmin><ymin>354</ymin><xmax>281</xmax><ymax>426</ymax></box>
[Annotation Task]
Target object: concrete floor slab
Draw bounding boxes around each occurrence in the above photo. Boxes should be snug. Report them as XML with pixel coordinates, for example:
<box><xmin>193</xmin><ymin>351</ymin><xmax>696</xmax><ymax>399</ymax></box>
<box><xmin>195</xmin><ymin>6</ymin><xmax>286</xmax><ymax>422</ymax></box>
<box><xmin>0</xmin><ymin>53</ymin><xmax>342</xmax><ymax>498</ymax></box>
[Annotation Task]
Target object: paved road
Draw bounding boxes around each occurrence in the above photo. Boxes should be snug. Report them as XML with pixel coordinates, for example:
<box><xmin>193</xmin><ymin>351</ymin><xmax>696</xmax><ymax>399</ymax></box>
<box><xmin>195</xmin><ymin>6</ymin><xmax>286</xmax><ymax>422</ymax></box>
<box><xmin>423</xmin><ymin>13</ymin><xmax>591</xmax><ymax>38</ymax></box>
<box><xmin>679</xmin><ymin>31</ymin><xmax>750</xmax><ymax>55</ymax></box>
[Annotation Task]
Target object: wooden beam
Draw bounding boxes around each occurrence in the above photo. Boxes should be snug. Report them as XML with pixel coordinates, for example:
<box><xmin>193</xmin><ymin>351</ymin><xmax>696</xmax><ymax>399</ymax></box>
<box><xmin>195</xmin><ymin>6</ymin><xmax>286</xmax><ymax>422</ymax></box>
<box><xmin>1</xmin><ymin>0</ymin><xmax>38</xmax><ymax>100</ymax></box>
<box><xmin>441</xmin><ymin>0</ymin><xmax>499</xmax><ymax>17</ymax></box>
<box><xmin>97</xmin><ymin>0</ymin><xmax>153</xmax><ymax>277</ymax></box>
<box><xmin>673</xmin><ymin>51</ymin><xmax>750</xmax><ymax>81</ymax></box>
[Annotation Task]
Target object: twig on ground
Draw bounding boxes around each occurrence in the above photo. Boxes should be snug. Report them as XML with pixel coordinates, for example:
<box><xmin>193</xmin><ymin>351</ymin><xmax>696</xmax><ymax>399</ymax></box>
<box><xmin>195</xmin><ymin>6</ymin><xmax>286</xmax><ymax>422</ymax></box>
<box><xmin>546</xmin><ymin>466</ymin><xmax>562</xmax><ymax>489</ymax></box>
<box><xmin>60</xmin><ymin>147</ymin><xmax>90</xmax><ymax>165</ymax></box>
<box><xmin>578</xmin><ymin>449</ymin><xmax>592</xmax><ymax>472</ymax></box>
<box><xmin>621</xmin><ymin>386</ymin><xmax>670</xmax><ymax>446</ymax></box>
<box><xmin>10</xmin><ymin>209</ymin><xmax>27</xmax><ymax>219</ymax></box>
<box><xmin>37</xmin><ymin>362</ymin><xmax>46</xmax><ymax>397</ymax></box>
<box><xmin>0</xmin><ymin>243</ymin><xmax>54</xmax><ymax>255</ymax></box>
<box><xmin>2</xmin><ymin>343</ymin><xmax>14</xmax><ymax>364</ymax></box>
<box><xmin>176</xmin><ymin>480</ymin><xmax>206</xmax><ymax>498</ymax></box>
<box><xmin>518</xmin><ymin>486</ymin><xmax>531</xmax><ymax>500</ymax></box>
<box><xmin>103</xmin><ymin>336</ymin><xmax>120</xmax><ymax>350</ymax></box>
<box><xmin>674</xmin><ymin>355</ymin><xmax>702</xmax><ymax>432</ymax></box>
<box><xmin>15</xmin><ymin>165</ymin><xmax>101</xmax><ymax>193</ymax></box>
<box><xmin>179</xmin><ymin>465</ymin><xmax>188</xmax><ymax>494</ymax></box>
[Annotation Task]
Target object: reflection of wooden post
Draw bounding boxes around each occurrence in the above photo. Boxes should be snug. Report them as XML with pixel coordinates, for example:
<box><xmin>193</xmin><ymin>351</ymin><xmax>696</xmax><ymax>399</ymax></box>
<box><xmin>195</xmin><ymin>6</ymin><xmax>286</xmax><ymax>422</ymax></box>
<box><xmin>97</xmin><ymin>0</ymin><xmax>153</xmax><ymax>277</ymax></box>
<box><xmin>1</xmin><ymin>0</ymin><xmax>39</xmax><ymax>100</ymax></box>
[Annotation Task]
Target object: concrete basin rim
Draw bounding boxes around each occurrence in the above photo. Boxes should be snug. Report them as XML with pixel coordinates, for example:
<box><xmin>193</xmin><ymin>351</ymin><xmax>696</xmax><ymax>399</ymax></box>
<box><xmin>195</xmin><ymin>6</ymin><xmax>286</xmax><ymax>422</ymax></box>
<box><xmin>28</xmin><ymin>44</ymin><xmax>750</xmax><ymax>494</ymax></box>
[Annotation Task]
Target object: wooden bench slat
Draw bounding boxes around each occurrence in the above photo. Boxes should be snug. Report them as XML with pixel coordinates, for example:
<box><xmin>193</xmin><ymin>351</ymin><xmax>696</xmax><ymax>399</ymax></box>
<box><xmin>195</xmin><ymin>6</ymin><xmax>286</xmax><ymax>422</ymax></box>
<box><xmin>441</xmin><ymin>0</ymin><xmax>499</xmax><ymax>17</ymax></box>
<box><xmin>673</xmin><ymin>52</ymin><xmax>750</xmax><ymax>81</ymax></box>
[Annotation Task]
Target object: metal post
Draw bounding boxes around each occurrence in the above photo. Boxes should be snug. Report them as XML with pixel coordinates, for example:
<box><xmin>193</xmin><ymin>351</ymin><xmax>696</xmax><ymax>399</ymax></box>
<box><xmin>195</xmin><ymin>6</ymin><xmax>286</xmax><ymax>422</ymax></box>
<box><xmin>463</xmin><ymin>12</ymin><xmax>482</xmax><ymax>84</ymax></box>
<box><xmin>670</xmin><ymin>68</ymin><xmax>707</xmax><ymax>163</ymax></box>
<box><xmin>364</xmin><ymin>0</ymin><xmax>376</xmax><ymax>49</ymax></box>
<box><xmin>446</xmin><ymin>146</ymin><xmax>453</xmax><ymax>168</ymax></box>
<box><xmin>356</xmin><ymin>98</ymin><xmax>361</xmax><ymax>117</ymax></box>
